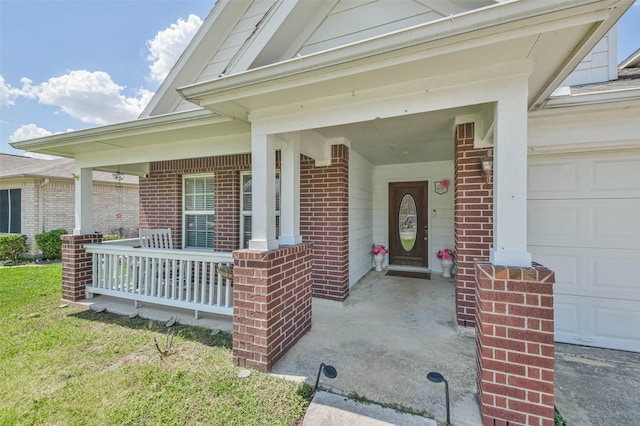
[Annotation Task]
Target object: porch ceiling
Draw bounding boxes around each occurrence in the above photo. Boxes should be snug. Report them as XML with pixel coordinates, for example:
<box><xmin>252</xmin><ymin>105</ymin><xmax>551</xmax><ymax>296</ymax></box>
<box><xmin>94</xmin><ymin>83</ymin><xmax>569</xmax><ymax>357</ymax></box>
<box><xmin>313</xmin><ymin>104</ymin><xmax>481</xmax><ymax>165</ymax></box>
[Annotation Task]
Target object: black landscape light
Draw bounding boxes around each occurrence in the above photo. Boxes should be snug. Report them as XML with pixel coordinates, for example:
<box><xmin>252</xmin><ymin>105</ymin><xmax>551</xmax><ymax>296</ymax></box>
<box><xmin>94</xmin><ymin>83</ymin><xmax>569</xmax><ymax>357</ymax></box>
<box><xmin>314</xmin><ymin>362</ymin><xmax>337</xmax><ymax>391</ymax></box>
<box><xmin>427</xmin><ymin>371</ymin><xmax>450</xmax><ymax>425</ymax></box>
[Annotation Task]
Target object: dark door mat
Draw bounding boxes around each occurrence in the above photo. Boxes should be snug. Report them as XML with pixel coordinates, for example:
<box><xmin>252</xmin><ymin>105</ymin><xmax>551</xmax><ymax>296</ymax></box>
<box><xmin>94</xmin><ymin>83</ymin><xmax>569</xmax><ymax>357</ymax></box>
<box><xmin>385</xmin><ymin>270</ymin><xmax>431</xmax><ymax>280</ymax></box>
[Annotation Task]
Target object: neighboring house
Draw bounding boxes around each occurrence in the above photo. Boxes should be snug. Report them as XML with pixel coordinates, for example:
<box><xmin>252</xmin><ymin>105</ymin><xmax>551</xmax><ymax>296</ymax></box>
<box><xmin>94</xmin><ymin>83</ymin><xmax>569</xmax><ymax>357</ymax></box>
<box><xmin>12</xmin><ymin>1</ymin><xmax>639</xmax><ymax>424</ymax></box>
<box><xmin>0</xmin><ymin>154</ymin><xmax>139</xmax><ymax>256</ymax></box>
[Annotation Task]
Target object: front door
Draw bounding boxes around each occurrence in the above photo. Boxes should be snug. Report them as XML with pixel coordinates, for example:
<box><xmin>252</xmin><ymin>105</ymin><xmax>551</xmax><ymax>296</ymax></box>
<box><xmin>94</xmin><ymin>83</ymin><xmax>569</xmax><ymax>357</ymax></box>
<box><xmin>388</xmin><ymin>181</ymin><xmax>428</xmax><ymax>267</ymax></box>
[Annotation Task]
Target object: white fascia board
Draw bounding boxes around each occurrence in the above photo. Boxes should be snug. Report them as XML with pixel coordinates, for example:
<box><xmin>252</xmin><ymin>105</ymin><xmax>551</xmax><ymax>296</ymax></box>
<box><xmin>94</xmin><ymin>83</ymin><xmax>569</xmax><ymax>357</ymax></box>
<box><xmin>11</xmin><ymin>109</ymin><xmax>225</xmax><ymax>154</ymax></box>
<box><xmin>178</xmin><ymin>0</ymin><xmax>622</xmax><ymax>109</ymax></box>
<box><xmin>140</xmin><ymin>0</ymin><xmax>253</xmax><ymax>118</ymax></box>
<box><xmin>544</xmin><ymin>87</ymin><xmax>640</xmax><ymax>109</ymax></box>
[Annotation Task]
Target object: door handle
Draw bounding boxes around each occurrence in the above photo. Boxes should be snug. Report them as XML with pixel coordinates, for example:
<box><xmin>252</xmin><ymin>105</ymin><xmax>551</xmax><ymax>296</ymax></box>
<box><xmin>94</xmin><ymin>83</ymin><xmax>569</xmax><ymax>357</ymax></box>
<box><xmin>423</xmin><ymin>226</ymin><xmax>428</xmax><ymax>241</ymax></box>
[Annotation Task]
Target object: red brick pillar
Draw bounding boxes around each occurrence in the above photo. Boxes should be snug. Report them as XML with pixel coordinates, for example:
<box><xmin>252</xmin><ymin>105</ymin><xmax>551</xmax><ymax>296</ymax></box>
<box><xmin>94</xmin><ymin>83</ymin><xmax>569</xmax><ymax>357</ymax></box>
<box><xmin>455</xmin><ymin>122</ymin><xmax>493</xmax><ymax>327</ymax></box>
<box><xmin>300</xmin><ymin>144</ymin><xmax>349</xmax><ymax>301</ymax></box>
<box><xmin>232</xmin><ymin>243</ymin><xmax>313</xmax><ymax>371</ymax></box>
<box><xmin>476</xmin><ymin>260</ymin><xmax>555</xmax><ymax>426</ymax></box>
<box><xmin>61</xmin><ymin>233</ymin><xmax>102</xmax><ymax>301</ymax></box>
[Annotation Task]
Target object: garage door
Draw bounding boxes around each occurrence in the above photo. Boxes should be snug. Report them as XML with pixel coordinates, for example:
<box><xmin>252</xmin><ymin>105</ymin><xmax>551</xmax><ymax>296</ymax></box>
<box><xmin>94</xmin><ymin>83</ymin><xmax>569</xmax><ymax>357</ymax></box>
<box><xmin>528</xmin><ymin>151</ymin><xmax>640</xmax><ymax>353</ymax></box>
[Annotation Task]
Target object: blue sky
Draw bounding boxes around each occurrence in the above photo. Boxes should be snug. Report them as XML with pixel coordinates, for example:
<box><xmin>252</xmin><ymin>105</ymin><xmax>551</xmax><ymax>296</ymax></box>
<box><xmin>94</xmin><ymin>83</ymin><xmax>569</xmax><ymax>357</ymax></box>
<box><xmin>1</xmin><ymin>1</ymin><xmax>638</xmax><ymax>158</ymax></box>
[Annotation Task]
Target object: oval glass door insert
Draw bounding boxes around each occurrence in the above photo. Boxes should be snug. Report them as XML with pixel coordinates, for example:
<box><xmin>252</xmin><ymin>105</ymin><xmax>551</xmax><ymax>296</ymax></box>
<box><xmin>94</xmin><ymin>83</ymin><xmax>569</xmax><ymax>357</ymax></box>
<box><xmin>399</xmin><ymin>194</ymin><xmax>417</xmax><ymax>252</ymax></box>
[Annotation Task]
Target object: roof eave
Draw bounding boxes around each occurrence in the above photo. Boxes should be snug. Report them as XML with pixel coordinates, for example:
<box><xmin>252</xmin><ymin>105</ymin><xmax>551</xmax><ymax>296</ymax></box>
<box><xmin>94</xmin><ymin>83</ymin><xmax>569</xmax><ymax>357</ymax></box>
<box><xmin>10</xmin><ymin>109</ymin><xmax>223</xmax><ymax>156</ymax></box>
<box><xmin>178</xmin><ymin>0</ymin><xmax>631</xmax><ymax>113</ymax></box>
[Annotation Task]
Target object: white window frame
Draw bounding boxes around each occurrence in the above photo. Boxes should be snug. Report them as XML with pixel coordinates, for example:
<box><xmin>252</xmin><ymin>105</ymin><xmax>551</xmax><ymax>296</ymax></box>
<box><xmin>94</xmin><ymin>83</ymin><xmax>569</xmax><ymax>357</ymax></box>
<box><xmin>182</xmin><ymin>174</ymin><xmax>215</xmax><ymax>250</ymax></box>
<box><xmin>239</xmin><ymin>170</ymin><xmax>280</xmax><ymax>249</ymax></box>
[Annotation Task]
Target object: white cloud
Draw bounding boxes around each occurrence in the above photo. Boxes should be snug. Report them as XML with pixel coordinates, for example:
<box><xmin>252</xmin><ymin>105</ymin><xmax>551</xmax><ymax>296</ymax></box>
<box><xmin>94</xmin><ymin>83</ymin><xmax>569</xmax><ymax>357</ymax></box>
<box><xmin>147</xmin><ymin>14</ymin><xmax>203</xmax><ymax>83</ymax></box>
<box><xmin>34</xmin><ymin>70</ymin><xmax>153</xmax><ymax>124</ymax></box>
<box><xmin>9</xmin><ymin>123</ymin><xmax>53</xmax><ymax>142</ymax></box>
<box><xmin>0</xmin><ymin>75</ymin><xmax>21</xmax><ymax>106</ymax></box>
<box><xmin>8</xmin><ymin>70</ymin><xmax>154</xmax><ymax>125</ymax></box>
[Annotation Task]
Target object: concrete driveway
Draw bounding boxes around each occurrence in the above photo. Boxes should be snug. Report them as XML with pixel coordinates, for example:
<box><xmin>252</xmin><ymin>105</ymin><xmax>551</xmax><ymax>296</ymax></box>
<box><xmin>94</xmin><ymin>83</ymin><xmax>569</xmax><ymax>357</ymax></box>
<box><xmin>555</xmin><ymin>342</ymin><xmax>640</xmax><ymax>426</ymax></box>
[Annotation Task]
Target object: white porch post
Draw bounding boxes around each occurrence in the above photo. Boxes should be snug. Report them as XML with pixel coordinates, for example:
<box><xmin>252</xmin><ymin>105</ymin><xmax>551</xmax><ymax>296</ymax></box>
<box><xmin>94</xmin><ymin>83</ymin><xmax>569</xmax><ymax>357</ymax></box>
<box><xmin>490</xmin><ymin>88</ymin><xmax>532</xmax><ymax>267</ymax></box>
<box><xmin>279</xmin><ymin>133</ymin><xmax>302</xmax><ymax>245</ymax></box>
<box><xmin>249</xmin><ymin>133</ymin><xmax>279</xmax><ymax>251</ymax></box>
<box><xmin>74</xmin><ymin>166</ymin><xmax>93</xmax><ymax>235</ymax></box>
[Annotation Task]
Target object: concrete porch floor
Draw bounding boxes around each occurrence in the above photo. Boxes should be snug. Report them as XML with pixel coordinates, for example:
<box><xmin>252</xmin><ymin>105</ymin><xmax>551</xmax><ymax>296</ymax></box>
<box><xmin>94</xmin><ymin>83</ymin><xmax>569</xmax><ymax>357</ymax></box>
<box><xmin>272</xmin><ymin>270</ymin><xmax>481</xmax><ymax>425</ymax></box>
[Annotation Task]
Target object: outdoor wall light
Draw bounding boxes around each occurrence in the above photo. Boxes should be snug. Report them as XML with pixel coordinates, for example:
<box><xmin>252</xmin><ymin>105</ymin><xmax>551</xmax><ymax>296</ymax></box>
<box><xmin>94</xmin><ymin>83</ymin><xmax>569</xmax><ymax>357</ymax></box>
<box><xmin>314</xmin><ymin>362</ymin><xmax>337</xmax><ymax>392</ymax></box>
<box><xmin>427</xmin><ymin>371</ymin><xmax>450</xmax><ymax>425</ymax></box>
<box><xmin>480</xmin><ymin>156</ymin><xmax>493</xmax><ymax>182</ymax></box>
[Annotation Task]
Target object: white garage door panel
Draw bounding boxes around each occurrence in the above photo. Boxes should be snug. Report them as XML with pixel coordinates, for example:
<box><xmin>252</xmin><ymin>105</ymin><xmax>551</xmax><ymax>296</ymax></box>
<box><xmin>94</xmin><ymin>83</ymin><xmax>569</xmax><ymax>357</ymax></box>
<box><xmin>531</xmin><ymin>247</ymin><xmax>640</xmax><ymax>301</ymax></box>
<box><xmin>529</xmin><ymin>153</ymin><xmax>640</xmax><ymax>199</ymax></box>
<box><xmin>529</xmin><ymin>199</ymin><xmax>640</xmax><ymax>249</ymax></box>
<box><xmin>592</xmin><ymin>157</ymin><xmax>640</xmax><ymax>195</ymax></box>
<box><xmin>553</xmin><ymin>297</ymin><xmax>579</xmax><ymax>337</ymax></box>
<box><xmin>554</xmin><ymin>295</ymin><xmax>640</xmax><ymax>352</ymax></box>
<box><xmin>529</xmin><ymin>151</ymin><xmax>640</xmax><ymax>352</ymax></box>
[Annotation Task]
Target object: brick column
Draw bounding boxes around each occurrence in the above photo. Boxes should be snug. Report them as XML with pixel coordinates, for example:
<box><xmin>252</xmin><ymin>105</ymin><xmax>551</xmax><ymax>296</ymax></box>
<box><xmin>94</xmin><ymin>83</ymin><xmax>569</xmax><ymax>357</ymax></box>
<box><xmin>475</xmin><ymin>260</ymin><xmax>555</xmax><ymax>426</ymax></box>
<box><xmin>232</xmin><ymin>243</ymin><xmax>313</xmax><ymax>371</ymax></box>
<box><xmin>61</xmin><ymin>233</ymin><xmax>102</xmax><ymax>301</ymax></box>
<box><xmin>300</xmin><ymin>145</ymin><xmax>349</xmax><ymax>301</ymax></box>
<box><xmin>455</xmin><ymin>122</ymin><xmax>493</xmax><ymax>327</ymax></box>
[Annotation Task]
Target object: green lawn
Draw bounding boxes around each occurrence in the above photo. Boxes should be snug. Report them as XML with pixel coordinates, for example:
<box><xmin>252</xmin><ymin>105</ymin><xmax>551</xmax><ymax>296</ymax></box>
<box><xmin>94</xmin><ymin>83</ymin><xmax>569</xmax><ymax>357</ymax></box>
<box><xmin>0</xmin><ymin>265</ymin><xmax>311</xmax><ymax>425</ymax></box>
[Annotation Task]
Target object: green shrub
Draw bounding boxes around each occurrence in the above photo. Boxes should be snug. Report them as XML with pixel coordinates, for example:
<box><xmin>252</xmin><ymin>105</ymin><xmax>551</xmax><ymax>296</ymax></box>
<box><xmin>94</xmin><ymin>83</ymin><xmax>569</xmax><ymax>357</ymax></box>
<box><xmin>0</xmin><ymin>234</ymin><xmax>28</xmax><ymax>263</ymax></box>
<box><xmin>35</xmin><ymin>229</ymin><xmax>68</xmax><ymax>260</ymax></box>
<box><xmin>101</xmin><ymin>234</ymin><xmax>121</xmax><ymax>241</ymax></box>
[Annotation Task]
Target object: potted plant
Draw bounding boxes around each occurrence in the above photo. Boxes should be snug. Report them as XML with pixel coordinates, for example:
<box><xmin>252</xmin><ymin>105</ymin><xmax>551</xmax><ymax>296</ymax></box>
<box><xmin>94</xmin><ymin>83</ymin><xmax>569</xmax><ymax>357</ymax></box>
<box><xmin>436</xmin><ymin>248</ymin><xmax>455</xmax><ymax>278</ymax></box>
<box><xmin>371</xmin><ymin>244</ymin><xmax>388</xmax><ymax>271</ymax></box>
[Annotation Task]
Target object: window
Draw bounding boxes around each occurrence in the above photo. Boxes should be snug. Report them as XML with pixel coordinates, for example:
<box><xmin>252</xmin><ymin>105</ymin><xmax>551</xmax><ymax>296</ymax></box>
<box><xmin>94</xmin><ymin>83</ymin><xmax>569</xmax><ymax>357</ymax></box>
<box><xmin>183</xmin><ymin>175</ymin><xmax>215</xmax><ymax>249</ymax></box>
<box><xmin>0</xmin><ymin>189</ymin><xmax>21</xmax><ymax>233</ymax></box>
<box><xmin>240</xmin><ymin>171</ymin><xmax>280</xmax><ymax>248</ymax></box>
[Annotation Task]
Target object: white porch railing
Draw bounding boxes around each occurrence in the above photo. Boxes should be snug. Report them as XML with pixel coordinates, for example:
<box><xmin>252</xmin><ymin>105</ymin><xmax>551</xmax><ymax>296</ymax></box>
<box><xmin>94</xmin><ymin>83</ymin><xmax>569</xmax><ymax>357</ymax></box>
<box><xmin>85</xmin><ymin>244</ymin><xmax>234</xmax><ymax>318</ymax></box>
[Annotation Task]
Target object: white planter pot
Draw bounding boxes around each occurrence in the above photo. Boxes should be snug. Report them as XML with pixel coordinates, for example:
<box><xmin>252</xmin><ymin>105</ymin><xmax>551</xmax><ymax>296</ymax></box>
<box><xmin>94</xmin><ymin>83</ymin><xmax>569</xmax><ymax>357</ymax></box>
<box><xmin>441</xmin><ymin>258</ymin><xmax>454</xmax><ymax>278</ymax></box>
<box><xmin>373</xmin><ymin>254</ymin><xmax>385</xmax><ymax>271</ymax></box>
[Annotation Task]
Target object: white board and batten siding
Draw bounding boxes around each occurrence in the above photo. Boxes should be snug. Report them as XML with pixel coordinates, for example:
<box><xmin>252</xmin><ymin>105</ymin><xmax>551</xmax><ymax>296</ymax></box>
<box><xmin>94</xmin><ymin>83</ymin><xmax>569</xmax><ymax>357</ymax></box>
<box><xmin>528</xmin><ymin>151</ymin><xmax>640</xmax><ymax>353</ymax></box>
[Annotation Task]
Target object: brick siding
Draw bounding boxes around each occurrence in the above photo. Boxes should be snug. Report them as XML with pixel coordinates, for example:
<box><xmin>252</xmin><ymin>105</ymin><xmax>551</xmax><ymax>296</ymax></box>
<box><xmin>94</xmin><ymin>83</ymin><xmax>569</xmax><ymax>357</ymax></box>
<box><xmin>454</xmin><ymin>123</ymin><xmax>493</xmax><ymax>327</ymax></box>
<box><xmin>300</xmin><ymin>145</ymin><xmax>350</xmax><ymax>301</ymax></box>
<box><xmin>141</xmin><ymin>155</ymin><xmax>251</xmax><ymax>251</ymax></box>
<box><xmin>1</xmin><ymin>179</ymin><xmax>138</xmax><ymax>256</ymax></box>
<box><xmin>475</xmin><ymin>260</ymin><xmax>556</xmax><ymax>426</ymax></box>
<box><xmin>232</xmin><ymin>243</ymin><xmax>313</xmax><ymax>371</ymax></box>
<box><xmin>141</xmin><ymin>148</ymin><xmax>349</xmax><ymax>301</ymax></box>
<box><xmin>61</xmin><ymin>233</ymin><xmax>103</xmax><ymax>301</ymax></box>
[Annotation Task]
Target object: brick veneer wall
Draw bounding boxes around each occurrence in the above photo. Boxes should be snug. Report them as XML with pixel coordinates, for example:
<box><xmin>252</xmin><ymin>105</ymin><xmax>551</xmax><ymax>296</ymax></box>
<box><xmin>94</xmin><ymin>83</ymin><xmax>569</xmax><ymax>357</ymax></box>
<box><xmin>232</xmin><ymin>243</ymin><xmax>313</xmax><ymax>371</ymax></box>
<box><xmin>300</xmin><ymin>145</ymin><xmax>350</xmax><ymax>301</ymax></box>
<box><xmin>475</xmin><ymin>260</ymin><xmax>556</xmax><ymax>426</ymax></box>
<box><xmin>455</xmin><ymin>123</ymin><xmax>493</xmax><ymax>326</ymax></box>
<box><xmin>143</xmin><ymin>148</ymin><xmax>350</xmax><ymax>301</ymax></box>
<box><xmin>4</xmin><ymin>179</ymin><xmax>138</xmax><ymax>256</ymax></box>
<box><xmin>141</xmin><ymin>155</ymin><xmax>251</xmax><ymax>251</ymax></box>
<box><xmin>61</xmin><ymin>233</ymin><xmax>103</xmax><ymax>301</ymax></box>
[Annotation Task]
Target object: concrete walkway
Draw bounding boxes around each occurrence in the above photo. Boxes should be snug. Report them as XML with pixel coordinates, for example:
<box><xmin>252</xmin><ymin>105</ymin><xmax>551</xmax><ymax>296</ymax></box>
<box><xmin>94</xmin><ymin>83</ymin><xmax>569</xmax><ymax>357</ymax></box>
<box><xmin>303</xmin><ymin>390</ymin><xmax>437</xmax><ymax>425</ymax></box>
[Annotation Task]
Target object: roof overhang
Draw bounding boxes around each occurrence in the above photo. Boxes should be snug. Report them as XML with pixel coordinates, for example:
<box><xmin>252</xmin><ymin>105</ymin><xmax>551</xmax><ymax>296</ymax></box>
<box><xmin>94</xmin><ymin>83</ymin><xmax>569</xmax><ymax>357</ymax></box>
<box><xmin>11</xmin><ymin>109</ymin><xmax>250</xmax><ymax>172</ymax></box>
<box><xmin>178</xmin><ymin>0</ymin><xmax>633</xmax><ymax>121</ymax></box>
